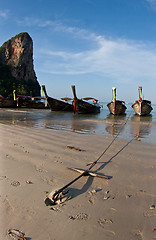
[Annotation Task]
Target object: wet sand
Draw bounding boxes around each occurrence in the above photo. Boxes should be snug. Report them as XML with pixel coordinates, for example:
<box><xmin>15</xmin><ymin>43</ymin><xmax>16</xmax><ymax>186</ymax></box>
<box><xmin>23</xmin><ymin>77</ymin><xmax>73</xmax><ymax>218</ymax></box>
<box><xmin>0</xmin><ymin>107</ymin><xmax>156</xmax><ymax>144</ymax></box>
<box><xmin>0</xmin><ymin>123</ymin><xmax>156</xmax><ymax>240</ymax></box>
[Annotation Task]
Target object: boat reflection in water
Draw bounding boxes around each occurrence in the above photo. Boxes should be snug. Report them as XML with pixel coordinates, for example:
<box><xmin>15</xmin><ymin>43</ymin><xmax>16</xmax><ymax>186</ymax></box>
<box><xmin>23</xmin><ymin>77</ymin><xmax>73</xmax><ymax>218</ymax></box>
<box><xmin>43</xmin><ymin>112</ymin><xmax>97</xmax><ymax>134</ymax></box>
<box><xmin>71</xmin><ymin>116</ymin><xmax>97</xmax><ymax>133</ymax></box>
<box><xmin>105</xmin><ymin>114</ymin><xmax>126</xmax><ymax>136</ymax></box>
<box><xmin>0</xmin><ymin>108</ymin><xmax>154</xmax><ymax>143</ymax></box>
<box><xmin>131</xmin><ymin>115</ymin><xmax>152</xmax><ymax>140</ymax></box>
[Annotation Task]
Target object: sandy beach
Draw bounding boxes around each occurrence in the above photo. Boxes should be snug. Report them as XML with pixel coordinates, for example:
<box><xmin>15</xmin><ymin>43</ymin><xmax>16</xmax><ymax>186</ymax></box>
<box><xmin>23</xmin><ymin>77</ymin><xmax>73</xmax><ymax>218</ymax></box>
<box><xmin>0</xmin><ymin>123</ymin><xmax>156</xmax><ymax>240</ymax></box>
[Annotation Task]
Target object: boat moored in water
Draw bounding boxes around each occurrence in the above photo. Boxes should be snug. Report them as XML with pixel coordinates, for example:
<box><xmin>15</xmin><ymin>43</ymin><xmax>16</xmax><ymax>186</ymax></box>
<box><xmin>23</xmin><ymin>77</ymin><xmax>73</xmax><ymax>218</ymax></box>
<box><xmin>42</xmin><ymin>85</ymin><xmax>73</xmax><ymax>112</ymax></box>
<box><xmin>2</xmin><ymin>90</ymin><xmax>49</xmax><ymax>109</ymax></box>
<box><xmin>71</xmin><ymin>85</ymin><xmax>100</xmax><ymax>114</ymax></box>
<box><xmin>107</xmin><ymin>87</ymin><xmax>127</xmax><ymax>115</ymax></box>
<box><xmin>132</xmin><ymin>87</ymin><xmax>153</xmax><ymax>116</ymax></box>
<box><xmin>0</xmin><ymin>96</ymin><xmax>19</xmax><ymax>108</ymax></box>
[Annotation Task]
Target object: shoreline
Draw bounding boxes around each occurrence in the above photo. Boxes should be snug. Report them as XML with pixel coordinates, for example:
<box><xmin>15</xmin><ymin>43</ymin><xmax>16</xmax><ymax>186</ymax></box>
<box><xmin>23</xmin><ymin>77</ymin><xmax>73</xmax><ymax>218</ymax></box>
<box><xmin>0</xmin><ymin>107</ymin><xmax>156</xmax><ymax>145</ymax></box>
<box><xmin>0</xmin><ymin>117</ymin><xmax>156</xmax><ymax>145</ymax></box>
<box><xmin>0</xmin><ymin>123</ymin><xmax>156</xmax><ymax>239</ymax></box>
<box><xmin>84</xmin><ymin>118</ymin><xmax>156</xmax><ymax>125</ymax></box>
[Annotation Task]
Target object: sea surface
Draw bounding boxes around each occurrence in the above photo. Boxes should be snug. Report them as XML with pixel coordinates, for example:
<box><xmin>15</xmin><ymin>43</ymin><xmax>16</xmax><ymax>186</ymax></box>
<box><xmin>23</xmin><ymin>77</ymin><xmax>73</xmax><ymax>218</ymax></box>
<box><xmin>0</xmin><ymin>103</ymin><xmax>155</xmax><ymax>144</ymax></box>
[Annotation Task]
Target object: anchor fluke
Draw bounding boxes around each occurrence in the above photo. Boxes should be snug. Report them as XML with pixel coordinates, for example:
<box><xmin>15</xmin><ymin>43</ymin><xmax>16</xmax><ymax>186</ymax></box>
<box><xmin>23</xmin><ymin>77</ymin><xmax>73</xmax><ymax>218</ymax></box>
<box><xmin>45</xmin><ymin>189</ymin><xmax>69</xmax><ymax>206</ymax></box>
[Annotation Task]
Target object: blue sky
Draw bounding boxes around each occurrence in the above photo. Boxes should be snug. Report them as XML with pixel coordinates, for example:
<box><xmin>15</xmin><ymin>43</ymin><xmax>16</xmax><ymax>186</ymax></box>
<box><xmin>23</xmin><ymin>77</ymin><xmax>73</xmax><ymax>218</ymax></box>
<box><xmin>0</xmin><ymin>0</ymin><xmax>156</xmax><ymax>103</ymax></box>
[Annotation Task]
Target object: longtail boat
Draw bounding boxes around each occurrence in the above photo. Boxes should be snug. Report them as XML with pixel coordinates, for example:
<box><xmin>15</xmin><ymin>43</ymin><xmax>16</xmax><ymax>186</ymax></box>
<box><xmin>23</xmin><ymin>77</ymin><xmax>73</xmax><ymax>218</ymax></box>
<box><xmin>0</xmin><ymin>90</ymin><xmax>23</xmax><ymax>108</ymax></box>
<box><xmin>132</xmin><ymin>87</ymin><xmax>153</xmax><ymax>116</ymax></box>
<box><xmin>4</xmin><ymin>90</ymin><xmax>49</xmax><ymax>109</ymax></box>
<box><xmin>72</xmin><ymin>85</ymin><xmax>100</xmax><ymax>114</ymax></box>
<box><xmin>107</xmin><ymin>87</ymin><xmax>127</xmax><ymax>115</ymax></box>
<box><xmin>20</xmin><ymin>96</ymin><xmax>49</xmax><ymax>109</ymax></box>
<box><xmin>0</xmin><ymin>96</ymin><xmax>19</xmax><ymax>108</ymax></box>
<box><xmin>42</xmin><ymin>85</ymin><xmax>73</xmax><ymax>112</ymax></box>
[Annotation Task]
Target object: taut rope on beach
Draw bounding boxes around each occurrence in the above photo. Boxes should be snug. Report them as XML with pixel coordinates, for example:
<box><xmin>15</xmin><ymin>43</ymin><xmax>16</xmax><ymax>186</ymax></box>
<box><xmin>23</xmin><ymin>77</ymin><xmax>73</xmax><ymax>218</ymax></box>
<box><xmin>45</xmin><ymin>112</ymin><xmax>149</xmax><ymax>206</ymax></box>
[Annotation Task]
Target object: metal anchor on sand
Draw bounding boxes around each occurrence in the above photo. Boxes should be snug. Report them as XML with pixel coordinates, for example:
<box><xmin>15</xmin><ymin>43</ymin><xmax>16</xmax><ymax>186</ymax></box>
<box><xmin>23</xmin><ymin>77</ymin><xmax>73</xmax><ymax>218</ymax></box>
<box><xmin>45</xmin><ymin>157</ymin><xmax>111</xmax><ymax>206</ymax></box>
<box><xmin>45</xmin><ymin>113</ymin><xmax>140</xmax><ymax>206</ymax></box>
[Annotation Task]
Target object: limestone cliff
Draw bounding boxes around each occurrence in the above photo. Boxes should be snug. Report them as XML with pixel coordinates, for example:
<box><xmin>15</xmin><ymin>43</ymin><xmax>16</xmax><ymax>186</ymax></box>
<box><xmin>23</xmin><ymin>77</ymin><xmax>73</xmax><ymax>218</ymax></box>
<box><xmin>0</xmin><ymin>32</ymin><xmax>40</xmax><ymax>97</ymax></box>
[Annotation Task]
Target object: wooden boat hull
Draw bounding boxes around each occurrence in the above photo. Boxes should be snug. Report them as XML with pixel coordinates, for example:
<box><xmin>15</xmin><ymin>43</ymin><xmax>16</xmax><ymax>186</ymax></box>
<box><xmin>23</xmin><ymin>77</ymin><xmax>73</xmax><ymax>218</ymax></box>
<box><xmin>46</xmin><ymin>96</ymin><xmax>73</xmax><ymax>111</ymax></box>
<box><xmin>42</xmin><ymin>85</ymin><xmax>73</xmax><ymax>112</ymax></box>
<box><xmin>107</xmin><ymin>100</ymin><xmax>127</xmax><ymax>115</ymax></box>
<box><xmin>0</xmin><ymin>98</ymin><xmax>19</xmax><ymax>108</ymax></box>
<box><xmin>73</xmin><ymin>99</ymin><xmax>100</xmax><ymax>114</ymax></box>
<box><xmin>132</xmin><ymin>100</ymin><xmax>153</xmax><ymax>116</ymax></box>
<box><xmin>0</xmin><ymin>98</ymin><xmax>49</xmax><ymax>109</ymax></box>
<box><xmin>72</xmin><ymin>85</ymin><xmax>100</xmax><ymax>114</ymax></box>
<box><xmin>20</xmin><ymin>100</ymin><xmax>49</xmax><ymax>109</ymax></box>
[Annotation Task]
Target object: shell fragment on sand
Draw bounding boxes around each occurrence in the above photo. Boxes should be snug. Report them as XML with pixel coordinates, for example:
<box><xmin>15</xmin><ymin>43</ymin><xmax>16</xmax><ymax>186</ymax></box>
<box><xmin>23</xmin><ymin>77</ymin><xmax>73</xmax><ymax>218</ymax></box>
<box><xmin>25</xmin><ymin>180</ymin><xmax>32</xmax><ymax>184</ymax></box>
<box><xmin>149</xmin><ymin>204</ymin><xmax>155</xmax><ymax>210</ymax></box>
<box><xmin>8</xmin><ymin>229</ymin><xmax>26</xmax><ymax>240</ymax></box>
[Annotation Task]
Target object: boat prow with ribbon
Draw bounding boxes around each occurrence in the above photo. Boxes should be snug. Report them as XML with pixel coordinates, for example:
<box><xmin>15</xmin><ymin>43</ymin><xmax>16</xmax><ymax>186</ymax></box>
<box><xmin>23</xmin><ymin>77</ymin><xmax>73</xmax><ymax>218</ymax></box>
<box><xmin>107</xmin><ymin>87</ymin><xmax>127</xmax><ymax>115</ymax></box>
<box><xmin>72</xmin><ymin>85</ymin><xmax>100</xmax><ymax>114</ymax></box>
<box><xmin>42</xmin><ymin>85</ymin><xmax>73</xmax><ymax>112</ymax></box>
<box><xmin>132</xmin><ymin>87</ymin><xmax>153</xmax><ymax>116</ymax></box>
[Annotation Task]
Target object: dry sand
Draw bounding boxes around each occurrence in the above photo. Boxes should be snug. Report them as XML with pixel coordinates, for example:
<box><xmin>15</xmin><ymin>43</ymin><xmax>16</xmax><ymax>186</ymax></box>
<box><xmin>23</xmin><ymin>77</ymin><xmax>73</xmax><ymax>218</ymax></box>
<box><xmin>0</xmin><ymin>123</ymin><xmax>156</xmax><ymax>240</ymax></box>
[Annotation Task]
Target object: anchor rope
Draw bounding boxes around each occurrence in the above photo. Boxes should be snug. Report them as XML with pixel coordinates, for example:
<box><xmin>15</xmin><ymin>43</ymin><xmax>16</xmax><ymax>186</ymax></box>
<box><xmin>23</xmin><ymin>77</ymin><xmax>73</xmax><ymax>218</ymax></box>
<box><xmin>89</xmin><ymin>111</ymin><xmax>152</xmax><ymax>172</ymax></box>
<box><xmin>53</xmin><ymin>112</ymin><xmax>133</xmax><ymax>196</ymax></box>
<box><xmin>51</xmin><ymin>109</ymin><xmax>152</xmax><ymax>201</ymax></box>
<box><xmin>88</xmin><ymin>111</ymin><xmax>133</xmax><ymax>171</ymax></box>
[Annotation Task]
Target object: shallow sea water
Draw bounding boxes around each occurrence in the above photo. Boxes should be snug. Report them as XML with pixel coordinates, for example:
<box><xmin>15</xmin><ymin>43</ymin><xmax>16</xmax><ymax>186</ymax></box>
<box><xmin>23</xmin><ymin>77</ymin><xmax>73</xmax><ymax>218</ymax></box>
<box><xmin>0</xmin><ymin>103</ymin><xmax>155</xmax><ymax>144</ymax></box>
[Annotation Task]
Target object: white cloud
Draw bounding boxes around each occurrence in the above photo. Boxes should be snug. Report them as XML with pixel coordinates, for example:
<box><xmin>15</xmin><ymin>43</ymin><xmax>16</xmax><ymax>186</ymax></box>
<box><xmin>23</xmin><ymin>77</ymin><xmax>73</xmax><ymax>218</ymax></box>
<box><xmin>146</xmin><ymin>0</ymin><xmax>156</xmax><ymax>9</ymax></box>
<box><xmin>146</xmin><ymin>0</ymin><xmax>156</xmax><ymax>4</ymax></box>
<box><xmin>0</xmin><ymin>10</ymin><xmax>9</xmax><ymax>20</ymax></box>
<box><xmin>17</xmin><ymin>16</ymin><xmax>100</xmax><ymax>42</ymax></box>
<box><xmin>17</xmin><ymin>16</ymin><xmax>156</xmax><ymax>88</ymax></box>
<box><xmin>37</xmin><ymin>36</ymin><xmax>156</xmax><ymax>87</ymax></box>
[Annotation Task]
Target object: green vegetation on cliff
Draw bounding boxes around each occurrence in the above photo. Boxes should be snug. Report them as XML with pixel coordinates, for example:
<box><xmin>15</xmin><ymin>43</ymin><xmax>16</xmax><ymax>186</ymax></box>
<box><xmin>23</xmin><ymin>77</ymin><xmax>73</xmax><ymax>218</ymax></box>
<box><xmin>0</xmin><ymin>64</ymin><xmax>40</xmax><ymax>97</ymax></box>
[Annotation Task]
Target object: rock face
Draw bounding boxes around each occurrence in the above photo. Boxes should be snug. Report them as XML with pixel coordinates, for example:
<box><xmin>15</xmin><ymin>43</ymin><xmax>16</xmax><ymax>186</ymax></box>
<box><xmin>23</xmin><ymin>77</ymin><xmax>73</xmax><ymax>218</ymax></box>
<box><xmin>0</xmin><ymin>32</ymin><xmax>40</xmax><ymax>96</ymax></box>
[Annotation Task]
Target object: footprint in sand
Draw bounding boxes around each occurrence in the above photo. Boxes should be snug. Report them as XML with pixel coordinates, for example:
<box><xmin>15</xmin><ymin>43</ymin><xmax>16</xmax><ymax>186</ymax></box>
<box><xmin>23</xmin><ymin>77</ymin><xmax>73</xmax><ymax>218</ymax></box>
<box><xmin>98</xmin><ymin>218</ymin><xmax>113</xmax><ymax>228</ymax></box>
<box><xmin>2</xmin><ymin>197</ymin><xmax>14</xmax><ymax>215</ymax></box>
<box><xmin>132</xmin><ymin>230</ymin><xmax>143</xmax><ymax>240</ymax></box>
<box><xmin>143</xmin><ymin>205</ymin><xmax>156</xmax><ymax>217</ymax></box>
<box><xmin>0</xmin><ymin>175</ymin><xmax>7</xmax><ymax>180</ymax></box>
<box><xmin>11</xmin><ymin>181</ymin><xmax>20</xmax><ymax>187</ymax></box>
<box><xmin>88</xmin><ymin>190</ymin><xmax>96</xmax><ymax>204</ymax></box>
<box><xmin>36</xmin><ymin>166</ymin><xmax>48</xmax><ymax>173</ymax></box>
<box><xmin>69</xmin><ymin>212</ymin><xmax>89</xmax><ymax>221</ymax></box>
<box><xmin>104</xmin><ymin>190</ymin><xmax>111</xmax><ymax>200</ymax></box>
